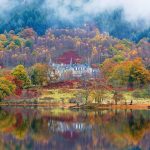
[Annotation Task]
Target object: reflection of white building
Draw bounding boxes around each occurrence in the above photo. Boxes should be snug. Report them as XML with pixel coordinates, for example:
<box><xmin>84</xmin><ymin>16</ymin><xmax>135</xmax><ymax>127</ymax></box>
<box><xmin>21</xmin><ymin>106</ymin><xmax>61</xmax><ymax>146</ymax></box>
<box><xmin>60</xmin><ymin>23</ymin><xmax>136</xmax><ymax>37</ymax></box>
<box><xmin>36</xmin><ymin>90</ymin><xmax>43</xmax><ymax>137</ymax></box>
<box><xmin>48</xmin><ymin>121</ymin><xmax>91</xmax><ymax>132</ymax></box>
<box><xmin>49</xmin><ymin>59</ymin><xmax>100</xmax><ymax>80</ymax></box>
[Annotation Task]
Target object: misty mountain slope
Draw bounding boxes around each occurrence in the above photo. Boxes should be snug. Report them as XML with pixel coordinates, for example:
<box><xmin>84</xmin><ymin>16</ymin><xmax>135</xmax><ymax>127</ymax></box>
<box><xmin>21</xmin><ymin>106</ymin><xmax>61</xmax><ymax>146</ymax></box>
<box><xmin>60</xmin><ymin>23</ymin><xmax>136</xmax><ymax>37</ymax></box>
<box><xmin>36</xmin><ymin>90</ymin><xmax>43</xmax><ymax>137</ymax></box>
<box><xmin>0</xmin><ymin>0</ymin><xmax>150</xmax><ymax>42</ymax></box>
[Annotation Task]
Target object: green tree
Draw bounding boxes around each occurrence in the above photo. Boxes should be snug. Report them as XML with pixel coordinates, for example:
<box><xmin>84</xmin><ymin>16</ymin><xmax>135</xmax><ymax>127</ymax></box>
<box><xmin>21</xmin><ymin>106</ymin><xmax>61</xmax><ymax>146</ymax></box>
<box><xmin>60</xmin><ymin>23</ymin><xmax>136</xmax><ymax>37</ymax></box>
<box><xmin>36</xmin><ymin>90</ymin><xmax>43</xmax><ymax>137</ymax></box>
<box><xmin>14</xmin><ymin>39</ymin><xmax>21</xmax><ymax>47</ymax></box>
<box><xmin>12</xmin><ymin>65</ymin><xmax>31</xmax><ymax>88</ymax></box>
<box><xmin>25</xmin><ymin>40</ymin><xmax>33</xmax><ymax>48</ymax></box>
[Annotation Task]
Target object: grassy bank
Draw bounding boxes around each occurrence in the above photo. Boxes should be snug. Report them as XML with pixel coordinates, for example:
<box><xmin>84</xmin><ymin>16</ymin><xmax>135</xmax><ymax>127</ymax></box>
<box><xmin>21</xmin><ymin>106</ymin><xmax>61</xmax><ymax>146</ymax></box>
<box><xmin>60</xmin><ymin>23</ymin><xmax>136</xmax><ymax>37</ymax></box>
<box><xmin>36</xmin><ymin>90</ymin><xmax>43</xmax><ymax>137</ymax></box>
<box><xmin>1</xmin><ymin>88</ymin><xmax>150</xmax><ymax>108</ymax></box>
<box><xmin>39</xmin><ymin>88</ymin><xmax>150</xmax><ymax>104</ymax></box>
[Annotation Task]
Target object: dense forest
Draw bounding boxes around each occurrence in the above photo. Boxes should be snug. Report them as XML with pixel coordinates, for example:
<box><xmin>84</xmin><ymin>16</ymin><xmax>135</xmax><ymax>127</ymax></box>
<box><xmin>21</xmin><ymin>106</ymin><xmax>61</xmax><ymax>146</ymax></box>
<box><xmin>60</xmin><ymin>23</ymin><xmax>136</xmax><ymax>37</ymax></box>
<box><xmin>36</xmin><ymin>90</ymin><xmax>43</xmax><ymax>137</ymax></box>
<box><xmin>0</xmin><ymin>27</ymin><xmax>150</xmax><ymax>69</ymax></box>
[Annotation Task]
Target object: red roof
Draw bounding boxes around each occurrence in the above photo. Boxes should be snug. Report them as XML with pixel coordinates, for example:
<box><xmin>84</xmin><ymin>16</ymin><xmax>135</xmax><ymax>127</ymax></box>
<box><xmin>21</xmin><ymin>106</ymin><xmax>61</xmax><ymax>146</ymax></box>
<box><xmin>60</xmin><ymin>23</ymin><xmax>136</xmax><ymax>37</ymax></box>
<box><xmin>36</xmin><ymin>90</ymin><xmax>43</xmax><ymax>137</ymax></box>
<box><xmin>57</xmin><ymin>51</ymin><xmax>82</xmax><ymax>64</ymax></box>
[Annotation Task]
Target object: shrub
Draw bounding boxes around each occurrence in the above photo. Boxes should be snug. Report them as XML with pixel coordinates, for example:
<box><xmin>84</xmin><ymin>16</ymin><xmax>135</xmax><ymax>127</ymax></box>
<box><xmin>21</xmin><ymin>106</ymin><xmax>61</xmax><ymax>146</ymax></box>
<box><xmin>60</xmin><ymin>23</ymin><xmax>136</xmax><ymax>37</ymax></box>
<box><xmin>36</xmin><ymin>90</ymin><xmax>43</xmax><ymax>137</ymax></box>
<box><xmin>132</xmin><ymin>86</ymin><xmax>150</xmax><ymax>98</ymax></box>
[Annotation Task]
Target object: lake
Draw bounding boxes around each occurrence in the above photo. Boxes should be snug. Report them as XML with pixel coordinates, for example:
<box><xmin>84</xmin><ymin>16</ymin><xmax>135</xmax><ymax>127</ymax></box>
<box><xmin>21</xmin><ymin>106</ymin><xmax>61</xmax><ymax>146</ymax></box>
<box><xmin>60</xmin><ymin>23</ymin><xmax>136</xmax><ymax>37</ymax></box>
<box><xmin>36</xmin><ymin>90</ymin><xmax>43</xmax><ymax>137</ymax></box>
<box><xmin>0</xmin><ymin>107</ymin><xmax>150</xmax><ymax>150</ymax></box>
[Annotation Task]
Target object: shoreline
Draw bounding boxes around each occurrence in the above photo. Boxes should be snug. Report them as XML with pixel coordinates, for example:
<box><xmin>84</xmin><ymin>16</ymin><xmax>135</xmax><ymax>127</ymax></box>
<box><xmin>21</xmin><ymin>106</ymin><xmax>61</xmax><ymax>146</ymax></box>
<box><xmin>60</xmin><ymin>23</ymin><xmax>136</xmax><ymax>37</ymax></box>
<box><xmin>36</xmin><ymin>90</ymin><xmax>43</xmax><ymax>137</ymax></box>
<box><xmin>0</xmin><ymin>103</ymin><xmax>150</xmax><ymax>110</ymax></box>
<box><xmin>99</xmin><ymin>104</ymin><xmax>150</xmax><ymax>110</ymax></box>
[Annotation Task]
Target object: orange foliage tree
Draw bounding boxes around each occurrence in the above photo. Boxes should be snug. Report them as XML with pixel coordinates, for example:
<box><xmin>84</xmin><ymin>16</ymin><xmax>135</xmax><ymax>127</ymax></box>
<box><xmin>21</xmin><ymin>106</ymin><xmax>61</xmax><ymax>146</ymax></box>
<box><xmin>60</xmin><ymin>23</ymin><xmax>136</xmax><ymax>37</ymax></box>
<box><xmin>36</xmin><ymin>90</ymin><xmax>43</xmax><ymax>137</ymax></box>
<box><xmin>102</xmin><ymin>58</ymin><xmax>150</xmax><ymax>88</ymax></box>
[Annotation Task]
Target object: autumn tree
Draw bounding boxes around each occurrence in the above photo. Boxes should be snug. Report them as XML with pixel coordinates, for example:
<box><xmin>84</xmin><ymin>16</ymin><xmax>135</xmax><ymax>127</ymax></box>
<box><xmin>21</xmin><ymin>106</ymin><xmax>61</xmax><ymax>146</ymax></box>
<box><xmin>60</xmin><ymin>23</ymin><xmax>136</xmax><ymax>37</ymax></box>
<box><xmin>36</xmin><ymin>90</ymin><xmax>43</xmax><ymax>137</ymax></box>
<box><xmin>102</xmin><ymin>58</ymin><xmax>150</xmax><ymax>88</ymax></box>
<box><xmin>91</xmin><ymin>46</ymin><xmax>98</xmax><ymax>57</ymax></box>
<box><xmin>29</xmin><ymin>63</ymin><xmax>58</xmax><ymax>86</ymax></box>
<box><xmin>109</xmin><ymin>62</ymin><xmax>129</xmax><ymax>87</ymax></box>
<box><xmin>20</xmin><ymin>28</ymin><xmax>36</xmax><ymax>39</ymax></box>
<box><xmin>30</xmin><ymin>63</ymin><xmax>49</xmax><ymax>86</ymax></box>
<box><xmin>101</xmin><ymin>58</ymin><xmax>117</xmax><ymax>77</ymax></box>
<box><xmin>127</xmin><ymin>58</ymin><xmax>150</xmax><ymax>87</ymax></box>
<box><xmin>89</xmin><ymin>79</ymin><xmax>109</xmax><ymax>104</ymax></box>
<box><xmin>0</xmin><ymin>77</ymin><xmax>16</xmax><ymax>101</ymax></box>
<box><xmin>3</xmin><ymin>71</ymin><xmax>23</xmax><ymax>89</ymax></box>
<box><xmin>12</xmin><ymin>65</ymin><xmax>31</xmax><ymax>88</ymax></box>
<box><xmin>91</xmin><ymin>89</ymin><xmax>107</xmax><ymax>104</ymax></box>
<box><xmin>0</xmin><ymin>34</ymin><xmax>7</xmax><ymax>41</ymax></box>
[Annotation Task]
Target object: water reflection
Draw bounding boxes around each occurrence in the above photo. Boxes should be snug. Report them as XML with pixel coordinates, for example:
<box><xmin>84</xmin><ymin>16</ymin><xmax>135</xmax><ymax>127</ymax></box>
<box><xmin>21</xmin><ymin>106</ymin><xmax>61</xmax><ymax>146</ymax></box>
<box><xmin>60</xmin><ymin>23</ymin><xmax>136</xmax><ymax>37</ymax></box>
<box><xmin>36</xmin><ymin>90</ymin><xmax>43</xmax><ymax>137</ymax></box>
<box><xmin>0</xmin><ymin>107</ymin><xmax>150</xmax><ymax>150</ymax></box>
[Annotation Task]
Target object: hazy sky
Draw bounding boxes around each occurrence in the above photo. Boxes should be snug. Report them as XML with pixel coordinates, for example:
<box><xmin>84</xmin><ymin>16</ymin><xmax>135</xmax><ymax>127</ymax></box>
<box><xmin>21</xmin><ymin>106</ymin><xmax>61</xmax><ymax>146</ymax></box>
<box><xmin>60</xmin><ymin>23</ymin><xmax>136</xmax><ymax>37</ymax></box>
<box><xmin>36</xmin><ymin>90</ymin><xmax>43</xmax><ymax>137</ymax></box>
<box><xmin>45</xmin><ymin>0</ymin><xmax>150</xmax><ymax>25</ymax></box>
<box><xmin>0</xmin><ymin>0</ymin><xmax>150</xmax><ymax>25</ymax></box>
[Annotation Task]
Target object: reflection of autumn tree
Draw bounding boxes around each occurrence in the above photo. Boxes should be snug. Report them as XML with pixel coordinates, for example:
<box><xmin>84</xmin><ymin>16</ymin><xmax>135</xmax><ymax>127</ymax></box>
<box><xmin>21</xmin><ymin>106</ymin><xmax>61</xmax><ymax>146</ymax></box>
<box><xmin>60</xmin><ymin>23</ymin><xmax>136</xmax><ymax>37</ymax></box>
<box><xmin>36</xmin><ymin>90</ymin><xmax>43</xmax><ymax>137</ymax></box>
<box><xmin>80</xmin><ymin>110</ymin><xmax>150</xmax><ymax>149</ymax></box>
<box><xmin>31</xmin><ymin>118</ymin><xmax>52</xmax><ymax>143</ymax></box>
<box><xmin>0</xmin><ymin>108</ymin><xmax>150</xmax><ymax>150</ymax></box>
<box><xmin>0</xmin><ymin>77</ymin><xmax>16</xmax><ymax>101</ymax></box>
<box><xmin>0</xmin><ymin>110</ymin><xmax>16</xmax><ymax>132</ymax></box>
<box><xmin>127</xmin><ymin>113</ymin><xmax>146</xmax><ymax>136</ymax></box>
<box><xmin>101</xmin><ymin>110</ymin><xmax>150</xmax><ymax>148</ymax></box>
<box><xmin>31</xmin><ymin>118</ymin><xmax>43</xmax><ymax>133</ymax></box>
<box><xmin>0</xmin><ymin>110</ymin><xmax>30</xmax><ymax>140</ymax></box>
<box><xmin>13</xmin><ymin>118</ymin><xmax>29</xmax><ymax>140</ymax></box>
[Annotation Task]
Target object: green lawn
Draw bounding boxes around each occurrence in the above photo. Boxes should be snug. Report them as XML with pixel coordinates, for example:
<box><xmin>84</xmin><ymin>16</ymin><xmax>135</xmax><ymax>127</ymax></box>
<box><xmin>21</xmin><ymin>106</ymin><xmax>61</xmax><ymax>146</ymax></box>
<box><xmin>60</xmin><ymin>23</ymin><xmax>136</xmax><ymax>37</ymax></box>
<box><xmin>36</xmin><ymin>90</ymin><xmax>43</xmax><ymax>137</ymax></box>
<box><xmin>39</xmin><ymin>88</ymin><xmax>150</xmax><ymax>104</ymax></box>
<box><xmin>39</xmin><ymin>89</ymin><xmax>79</xmax><ymax>103</ymax></box>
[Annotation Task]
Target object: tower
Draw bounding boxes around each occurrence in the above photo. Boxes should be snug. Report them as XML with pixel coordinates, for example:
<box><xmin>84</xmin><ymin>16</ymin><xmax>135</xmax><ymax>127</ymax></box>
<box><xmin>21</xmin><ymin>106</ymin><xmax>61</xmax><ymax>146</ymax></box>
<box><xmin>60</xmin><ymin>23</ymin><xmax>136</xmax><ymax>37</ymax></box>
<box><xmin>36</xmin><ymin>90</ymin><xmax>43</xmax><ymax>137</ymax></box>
<box><xmin>70</xmin><ymin>58</ymin><xmax>73</xmax><ymax>66</ymax></box>
<box><xmin>49</xmin><ymin>58</ymin><xmax>52</xmax><ymax>66</ymax></box>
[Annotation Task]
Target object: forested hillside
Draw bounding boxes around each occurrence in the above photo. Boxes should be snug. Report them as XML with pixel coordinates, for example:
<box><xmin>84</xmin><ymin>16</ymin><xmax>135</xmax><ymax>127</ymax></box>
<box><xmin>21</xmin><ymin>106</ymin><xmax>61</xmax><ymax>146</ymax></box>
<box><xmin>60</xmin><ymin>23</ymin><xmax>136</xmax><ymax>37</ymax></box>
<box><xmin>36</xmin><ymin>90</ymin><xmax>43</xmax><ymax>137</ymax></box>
<box><xmin>0</xmin><ymin>27</ymin><xmax>149</xmax><ymax>70</ymax></box>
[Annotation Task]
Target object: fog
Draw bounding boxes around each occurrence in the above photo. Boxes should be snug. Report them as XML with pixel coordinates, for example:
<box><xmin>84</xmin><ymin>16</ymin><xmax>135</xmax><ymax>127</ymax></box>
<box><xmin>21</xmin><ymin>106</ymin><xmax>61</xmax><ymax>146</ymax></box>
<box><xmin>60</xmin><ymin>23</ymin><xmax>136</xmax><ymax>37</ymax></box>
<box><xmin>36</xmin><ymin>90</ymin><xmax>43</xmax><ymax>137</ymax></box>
<box><xmin>0</xmin><ymin>0</ymin><xmax>150</xmax><ymax>26</ymax></box>
<box><xmin>45</xmin><ymin>0</ymin><xmax>150</xmax><ymax>25</ymax></box>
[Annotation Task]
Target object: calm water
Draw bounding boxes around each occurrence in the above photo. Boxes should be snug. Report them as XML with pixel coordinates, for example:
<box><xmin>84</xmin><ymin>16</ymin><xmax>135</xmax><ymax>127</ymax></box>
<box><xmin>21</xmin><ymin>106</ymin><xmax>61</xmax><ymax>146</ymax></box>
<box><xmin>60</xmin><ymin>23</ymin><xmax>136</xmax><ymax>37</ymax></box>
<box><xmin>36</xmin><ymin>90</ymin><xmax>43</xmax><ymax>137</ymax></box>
<box><xmin>0</xmin><ymin>107</ymin><xmax>150</xmax><ymax>150</ymax></box>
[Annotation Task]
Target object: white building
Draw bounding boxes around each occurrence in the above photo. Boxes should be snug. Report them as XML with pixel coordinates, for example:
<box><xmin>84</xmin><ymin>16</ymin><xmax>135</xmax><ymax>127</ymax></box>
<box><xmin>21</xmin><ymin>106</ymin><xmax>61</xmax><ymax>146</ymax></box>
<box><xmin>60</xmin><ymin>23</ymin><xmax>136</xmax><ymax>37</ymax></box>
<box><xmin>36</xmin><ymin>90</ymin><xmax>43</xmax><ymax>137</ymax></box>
<box><xmin>49</xmin><ymin>59</ymin><xmax>100</xmax><ymax>80</ymax></box>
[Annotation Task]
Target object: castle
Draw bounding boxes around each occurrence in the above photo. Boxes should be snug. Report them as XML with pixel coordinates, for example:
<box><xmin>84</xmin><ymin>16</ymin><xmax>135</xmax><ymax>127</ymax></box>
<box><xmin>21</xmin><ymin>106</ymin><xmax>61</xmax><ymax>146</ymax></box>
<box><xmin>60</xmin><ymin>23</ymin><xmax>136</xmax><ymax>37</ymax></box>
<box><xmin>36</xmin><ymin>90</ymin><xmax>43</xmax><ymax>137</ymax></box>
<box><xmin>49</xmin><ymin>58</ymin><xmax>100</xmax><ymax>80</ymax></box>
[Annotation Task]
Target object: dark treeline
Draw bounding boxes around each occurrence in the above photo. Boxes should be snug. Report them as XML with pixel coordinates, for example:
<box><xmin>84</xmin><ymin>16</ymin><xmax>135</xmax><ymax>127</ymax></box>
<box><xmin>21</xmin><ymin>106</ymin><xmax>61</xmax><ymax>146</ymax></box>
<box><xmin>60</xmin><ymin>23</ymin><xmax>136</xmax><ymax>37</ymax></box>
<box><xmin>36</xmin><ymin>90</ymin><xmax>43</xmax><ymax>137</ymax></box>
<box><xmin>0</xmin><ymin>1</ymin><xmax>150</xmax><ymax>42</ymax></box>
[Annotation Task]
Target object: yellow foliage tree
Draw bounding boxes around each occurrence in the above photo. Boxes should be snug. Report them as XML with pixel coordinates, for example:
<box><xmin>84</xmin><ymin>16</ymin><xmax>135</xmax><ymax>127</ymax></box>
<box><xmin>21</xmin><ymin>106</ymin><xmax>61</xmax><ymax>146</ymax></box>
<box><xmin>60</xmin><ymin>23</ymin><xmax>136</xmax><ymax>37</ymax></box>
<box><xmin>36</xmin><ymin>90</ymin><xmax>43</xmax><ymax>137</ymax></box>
<box><xmin>0</xmin><ymin>77</ymin><xmax>16</xmax><ymax>100</ymax></box>
<box><xmin>109</xmin><ymin>58</ymin><xmax>150</xmax><ymax>87</ymax></box>
<box><xmin>0</xmin><ymin>34</ymin><xmax>7</xmax><ymax>41</ymax></box>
